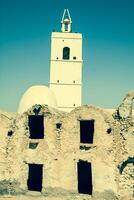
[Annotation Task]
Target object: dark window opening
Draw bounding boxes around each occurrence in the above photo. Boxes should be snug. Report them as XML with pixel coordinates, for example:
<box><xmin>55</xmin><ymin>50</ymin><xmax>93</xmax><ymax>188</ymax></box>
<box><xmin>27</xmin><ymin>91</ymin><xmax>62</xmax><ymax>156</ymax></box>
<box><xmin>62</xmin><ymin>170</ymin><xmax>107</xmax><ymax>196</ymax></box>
<box><xmin>57</xmin><ymin>80</ymin><xmax>59</xmax><ymax>83</ymax></box>
<box><xmin>80</xmin><ymin>120</ymin><xmax>94</xmax><ymax>144</ymax></box>
<box><xmin>77</xmin><ymin>160</ymin><xmax>92</xmax><ymax>195</ymax></box>
<box><xmin>73</xmin><ymin>80</ymin><xmax>75</xmax><ymax>83</ymax></box>
<box><xmin>73</xmin><ymin>56</ymin><xmax>76</xmax><ymax>60</ymax></box>
<box><xmin>8</xmin><ymin>130</ymin><xmax>13</xmax><ymax>136</ymax></box>
<box><xmin>28</xmin><ymin>115</ymin><xmax>44</xmax><ymax>139</ymax></box>
<box><xmin>56</xmin><ymin>123</ymin><xmax>62</xmax><ymax>129</ymax></box>
<box><xmin>29</xmin><ymin>142</ymin><xmax>38</xmax><ymax>149</ymax></box>
<box><xmin>73</xmin><ymin>104</ymin><xmax>75</xmax><ymax>107</ymax></box>
<box><xmin>63</xmin><ymin>47</ymin><xmax>70</xmax><ymax>60</ymax></box>
<box><xmin>56</xmin><ymin>57</ymin><xmax>59</xmax><ymax>60</ymax></box>
<box><xmin>80</xmin><ymin>145</ymin><xmax>92</xmax><ymax>150</ymax></box>
<box><xmin>27</xmin><ymin>164</ymin><xmax>43</xmax><ymax>192</ymax></box>
<box><xmin>107</xmin><ymin>128</ymin><xmax>112</xmax><ymax>134</ymax></box>
<box><xmin>33</xmin><ymin>104</ymin><xmax>41</xmax><ymax>115</ymax></box>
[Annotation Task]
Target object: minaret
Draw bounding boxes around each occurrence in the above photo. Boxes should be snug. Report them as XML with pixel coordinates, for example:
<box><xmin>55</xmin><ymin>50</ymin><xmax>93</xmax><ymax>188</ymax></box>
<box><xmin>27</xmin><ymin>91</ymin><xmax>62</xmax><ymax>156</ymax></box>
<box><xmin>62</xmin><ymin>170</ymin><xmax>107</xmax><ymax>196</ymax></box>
<box><xmin>49</xmin><ymin>9</ymin><xmax>83</xmax><ymax>112</ymax></box>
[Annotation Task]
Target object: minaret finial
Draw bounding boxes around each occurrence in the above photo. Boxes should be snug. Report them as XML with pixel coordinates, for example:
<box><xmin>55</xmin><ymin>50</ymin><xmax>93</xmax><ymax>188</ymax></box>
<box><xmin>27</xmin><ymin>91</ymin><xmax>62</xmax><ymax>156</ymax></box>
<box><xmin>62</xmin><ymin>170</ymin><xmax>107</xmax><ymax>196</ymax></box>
<box><xmin>61</xmin><ymin>9</ymin><xmax>72</xmax><ymax>32</ymax></box>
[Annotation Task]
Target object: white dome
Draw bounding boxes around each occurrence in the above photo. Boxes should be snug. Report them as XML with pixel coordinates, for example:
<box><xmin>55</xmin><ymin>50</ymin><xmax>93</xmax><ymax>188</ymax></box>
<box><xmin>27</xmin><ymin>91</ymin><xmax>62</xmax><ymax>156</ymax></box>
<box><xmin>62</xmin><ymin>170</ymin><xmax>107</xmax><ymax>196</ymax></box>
<box><xmin>18</xmin><ymin>85</ymin><xmax>57</xmax><ymax>113</ymax></box>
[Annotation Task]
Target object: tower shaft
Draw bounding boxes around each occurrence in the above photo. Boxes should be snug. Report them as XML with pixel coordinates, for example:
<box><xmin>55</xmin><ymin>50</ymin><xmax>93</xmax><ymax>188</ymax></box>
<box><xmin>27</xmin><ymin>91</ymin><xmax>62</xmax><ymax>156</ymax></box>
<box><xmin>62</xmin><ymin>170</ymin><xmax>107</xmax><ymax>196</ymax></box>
<box><xmin>49</xmin><ymin>10</ymin><xmax>83</xmax><ymax>112</ymax></box>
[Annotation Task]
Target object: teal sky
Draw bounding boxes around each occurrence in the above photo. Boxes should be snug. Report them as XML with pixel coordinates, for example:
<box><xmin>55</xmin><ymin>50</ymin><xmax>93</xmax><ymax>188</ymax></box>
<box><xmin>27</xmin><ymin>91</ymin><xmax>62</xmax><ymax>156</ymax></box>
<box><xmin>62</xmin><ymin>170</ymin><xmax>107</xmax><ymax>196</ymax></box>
<box><xmin>0</xmin><ymin>0</ymin><xmax>134</xmax><ymax>112</ymax></box>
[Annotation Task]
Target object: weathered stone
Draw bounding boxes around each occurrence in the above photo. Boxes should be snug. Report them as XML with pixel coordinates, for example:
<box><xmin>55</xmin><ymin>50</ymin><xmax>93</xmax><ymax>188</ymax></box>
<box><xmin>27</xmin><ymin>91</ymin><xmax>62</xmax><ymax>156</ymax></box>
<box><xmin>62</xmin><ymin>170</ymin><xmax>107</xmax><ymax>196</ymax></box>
<box><xmin>0</xmin><ymin>92</ymin><xmax>133</xmax><ymax>200</ymax></box>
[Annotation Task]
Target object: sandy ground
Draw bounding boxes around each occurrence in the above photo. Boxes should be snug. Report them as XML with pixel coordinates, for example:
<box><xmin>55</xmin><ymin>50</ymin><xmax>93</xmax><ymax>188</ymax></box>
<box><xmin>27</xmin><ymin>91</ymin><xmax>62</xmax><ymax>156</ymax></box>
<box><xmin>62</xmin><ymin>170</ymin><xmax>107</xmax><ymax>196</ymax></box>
<box><xmin>0</xmin><ymin>197</ymin><xmax>92</xmax><ymax>200</ymax></box>
<box><xmin>0</xmin><ymin>194</ymin><xmax>92</xmax><ymax>200</ymax></box>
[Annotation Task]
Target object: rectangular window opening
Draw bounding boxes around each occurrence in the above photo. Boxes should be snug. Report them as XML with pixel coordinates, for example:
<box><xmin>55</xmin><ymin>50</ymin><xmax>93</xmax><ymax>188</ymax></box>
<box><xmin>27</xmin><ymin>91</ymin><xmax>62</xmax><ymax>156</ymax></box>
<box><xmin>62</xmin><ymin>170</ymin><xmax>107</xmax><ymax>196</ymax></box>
<box><xmin>80</xmin><ymin>120</ymin><xmax>94</xmax><ymax>144</ymax></box>
<box><xmin>27</xmin><ymin>164</ymin><xmax>43</xmax><ymax>192</ymax></box>
<box><xmin>56</xmin><ymin>123</ymin><xmax>62</xmax><ymax>129</ymax></box>
<box><xmin>77</xmin><ymin>160</ymin><xmax>92</xmax><ymax>195</ymax></box>
<box><xmin>28</xmin><ymin>115</ymin><xmax>44</xmax><ymax>139</ymax></box>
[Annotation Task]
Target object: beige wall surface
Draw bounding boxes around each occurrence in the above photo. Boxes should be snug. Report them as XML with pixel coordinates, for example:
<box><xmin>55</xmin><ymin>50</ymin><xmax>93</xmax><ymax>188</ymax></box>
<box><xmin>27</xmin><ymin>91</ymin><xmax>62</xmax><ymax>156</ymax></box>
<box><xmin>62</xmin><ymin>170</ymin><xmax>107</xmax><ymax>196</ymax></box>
<box><xmin>0</xmin><ymin>91</ymin><xmax>133</xmax><ymax>200</ymax></box>
<box><xmin>50</xmin><ymin>32</ymin><xmax>83</xmax><ymax>112</ymax></box>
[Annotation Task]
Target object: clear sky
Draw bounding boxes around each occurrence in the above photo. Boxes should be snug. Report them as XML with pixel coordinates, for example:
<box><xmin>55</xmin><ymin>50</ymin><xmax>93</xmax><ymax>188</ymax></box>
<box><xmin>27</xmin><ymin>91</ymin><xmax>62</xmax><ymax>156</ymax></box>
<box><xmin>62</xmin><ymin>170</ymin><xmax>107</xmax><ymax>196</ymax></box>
<box><xmin>0</xmin><ymin>0</ymin><xmax>134</xmax><ymax>112</ymax></box>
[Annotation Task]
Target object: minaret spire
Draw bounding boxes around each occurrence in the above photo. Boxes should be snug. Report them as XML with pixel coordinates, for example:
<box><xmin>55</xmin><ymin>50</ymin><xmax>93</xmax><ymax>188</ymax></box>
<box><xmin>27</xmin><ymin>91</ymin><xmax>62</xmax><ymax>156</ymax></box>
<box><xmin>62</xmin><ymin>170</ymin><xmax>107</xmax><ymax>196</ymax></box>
<box><xmin>61</xmin><ymin>9</ymin><xmax>72</xmax><ymax>32</ymax></box>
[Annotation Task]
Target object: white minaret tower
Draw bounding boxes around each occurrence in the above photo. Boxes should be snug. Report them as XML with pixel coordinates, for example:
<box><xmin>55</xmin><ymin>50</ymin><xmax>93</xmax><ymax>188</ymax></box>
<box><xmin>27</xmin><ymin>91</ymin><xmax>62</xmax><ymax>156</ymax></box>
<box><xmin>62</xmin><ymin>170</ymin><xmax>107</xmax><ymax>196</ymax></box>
<box><xmin>49</xmin><ymin>9</ymin><xmax>83</xmax><ymax>112</ymax></box>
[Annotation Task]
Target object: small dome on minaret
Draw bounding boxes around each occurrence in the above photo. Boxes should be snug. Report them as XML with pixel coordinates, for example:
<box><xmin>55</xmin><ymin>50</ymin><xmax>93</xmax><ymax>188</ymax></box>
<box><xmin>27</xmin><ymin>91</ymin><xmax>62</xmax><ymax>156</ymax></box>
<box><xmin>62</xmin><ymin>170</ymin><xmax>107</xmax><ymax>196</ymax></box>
<box><xmin>61</xmin><ymin>9</ymin><xmax>72</xmax><ymax>32</ymax></box>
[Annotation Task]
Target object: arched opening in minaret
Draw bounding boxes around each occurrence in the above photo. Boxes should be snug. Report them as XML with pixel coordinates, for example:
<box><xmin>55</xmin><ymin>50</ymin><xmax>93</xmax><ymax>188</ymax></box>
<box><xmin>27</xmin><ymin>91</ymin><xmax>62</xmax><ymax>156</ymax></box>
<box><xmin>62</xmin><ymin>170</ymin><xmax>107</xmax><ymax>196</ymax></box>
<box><xmin>63</xmin><ymin>47</ymin><xmax>70</xmax><ymax>60</ymax></box>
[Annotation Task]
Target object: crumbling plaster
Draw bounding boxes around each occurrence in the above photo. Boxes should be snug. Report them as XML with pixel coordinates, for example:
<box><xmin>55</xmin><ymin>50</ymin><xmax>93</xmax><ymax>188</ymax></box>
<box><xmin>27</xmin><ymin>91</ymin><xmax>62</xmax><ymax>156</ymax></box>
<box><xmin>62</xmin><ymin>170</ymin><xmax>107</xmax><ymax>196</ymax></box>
<box><xmin>0</xmin><ymin>91</ymin><xmax>133</xmax><ymax>200</ymax></box>
<box><xmin>113</xmin><ymin>91</ymin><xmax>134</xmax><ymax>199</ymax></box>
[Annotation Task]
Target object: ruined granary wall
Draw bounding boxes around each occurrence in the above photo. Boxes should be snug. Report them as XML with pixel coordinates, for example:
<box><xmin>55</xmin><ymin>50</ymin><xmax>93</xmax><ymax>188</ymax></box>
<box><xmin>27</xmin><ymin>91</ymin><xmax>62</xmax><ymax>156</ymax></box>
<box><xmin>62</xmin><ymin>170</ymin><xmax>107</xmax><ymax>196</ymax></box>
<box><xmin>0</xmin><ymin>91</ymin><xmax>133</xmax><ymax>200</ymax></box>
<box><xmin>113</xmin><ymin>91</ymin><xmax>134</xmax><ymax>200</ymax></box>
<box><xmin>2</xmin><ymin>104</ymin><xmax>117</xmax><ymax>198</ymax></box>
<box><xmin>61</xmin><ymin>105</ymin><xmax>116</xmax><ymax>194</ymax></box>
<box><xmin>6</xmin><ymin>106</ymin><xmax>64</xmax><ymax>195</ymax></box>
<box><xmin>0</xmin><ymin>111</ymin><xmax>16</xmax><ymax>194</ymax></box>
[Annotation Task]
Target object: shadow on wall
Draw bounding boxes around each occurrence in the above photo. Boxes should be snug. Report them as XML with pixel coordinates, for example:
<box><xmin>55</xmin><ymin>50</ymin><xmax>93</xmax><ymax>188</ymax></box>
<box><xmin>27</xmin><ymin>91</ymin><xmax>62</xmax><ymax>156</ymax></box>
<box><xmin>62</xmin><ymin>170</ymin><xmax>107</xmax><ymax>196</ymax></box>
<box><xmin>92</xmin><ymin>190</ymin><xmax>118</xmax><ymax>200</ymax></box>
<box><xmin>118</xmin><ymin>157</ymin><xmax>134</xmax><ymax>174</ymax></box>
